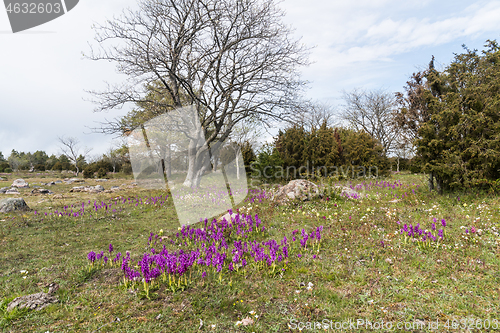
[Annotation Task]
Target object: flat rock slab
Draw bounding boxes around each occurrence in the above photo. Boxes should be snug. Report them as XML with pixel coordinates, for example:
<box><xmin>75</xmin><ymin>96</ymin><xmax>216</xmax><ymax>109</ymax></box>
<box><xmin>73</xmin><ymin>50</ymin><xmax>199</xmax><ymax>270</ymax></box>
<box><xmin>64</xmin><ymin>178</ymin><xmax>85</xmax><ymax>184</ymax></box>
<box><xmin>0</xmin><ymin>187</ymin><xmax>9</xmax><ymax>194</ymax></box>
<box><xmin>6</xmin><ymin>283</ymin><xmax>59</xmax><ymax>312</ymax></box>
<box><xmin>5</xmin><ymin>188</ymin><xmax>20</xmax><ymax>195</ymax></box>
<box><xmin>0</xmin><ymin>198</ymin><xmax>30</xmax><ymax>213</ymax></box>
<box><xmin>11</xmin><ymin>179</ymin><xmax>29</xmax><ymax>188</ymax></box>
<box><xmin>272</xmin><ymin>179</ymin><xmax>321</xmax><ymax>203</ymax></box>
<box><xmin>31</xmin><ymin>189</ymin><xmax>53</xmax><ymax>195</ymax></box>
<box><xmin>70</xmin><ymin>185</ymin><xmax>105</xmax><ymax>193</ymax></box>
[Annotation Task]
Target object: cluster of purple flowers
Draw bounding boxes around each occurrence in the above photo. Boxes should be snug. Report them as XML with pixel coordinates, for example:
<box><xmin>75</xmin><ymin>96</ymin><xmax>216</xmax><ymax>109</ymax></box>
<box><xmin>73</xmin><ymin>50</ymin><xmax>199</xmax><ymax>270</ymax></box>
<box><xmin>465</xmin><ymin>226</ymin><xmax>476</xmax><ymax>234</ymax></box>
<box><xmin>86</xmin><ymin>212</ymin><xmax>324</xmax><ymax>293</ymax></box>
<box><xmin>33</xmin><ymin>195</ymin><xmax>169</xmax><ymax>219</ymax></box>
<box><xmin>244</xmin><ymin>189</ymin><xmax>269</xmax><ymax>203</ymax></box>
<box><xmin>399</xmin><ymin>218</ymin><xmax>447</xmax><ymax>243</ymax></box>
<box><xmin>86</xmin><ymin>243</ymin><xmax>122</xmax><ymax>271</ymax></box>
<box><xmin>331</xmin><ymin>180</ymin><xmax>420</xmax><ymax>201</ymax></box>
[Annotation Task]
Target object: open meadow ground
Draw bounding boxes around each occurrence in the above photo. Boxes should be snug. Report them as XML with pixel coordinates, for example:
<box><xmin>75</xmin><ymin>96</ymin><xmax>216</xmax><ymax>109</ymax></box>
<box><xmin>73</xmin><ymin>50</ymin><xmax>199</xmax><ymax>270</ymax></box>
<box><xmin>1</xmin><ymin>172</ymin><xmax>500</xmax><ymax>332</ymax></box>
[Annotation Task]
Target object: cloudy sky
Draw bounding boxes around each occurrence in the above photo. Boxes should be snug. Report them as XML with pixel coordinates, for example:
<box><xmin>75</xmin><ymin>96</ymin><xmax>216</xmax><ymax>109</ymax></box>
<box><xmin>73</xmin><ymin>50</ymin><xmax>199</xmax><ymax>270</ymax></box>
<box><xmin>1</xmin><ymin>0</ymin><xmax>500</xmax><ymax>159</ymax></box>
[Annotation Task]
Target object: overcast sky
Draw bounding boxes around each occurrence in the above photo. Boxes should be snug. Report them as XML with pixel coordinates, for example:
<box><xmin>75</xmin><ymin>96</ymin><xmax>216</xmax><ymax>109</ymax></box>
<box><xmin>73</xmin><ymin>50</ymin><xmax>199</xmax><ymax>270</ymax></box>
<box><xmin>1</xmin><ymin>0</ymin><xmax>500</xmax><ymax>159</ymax></box>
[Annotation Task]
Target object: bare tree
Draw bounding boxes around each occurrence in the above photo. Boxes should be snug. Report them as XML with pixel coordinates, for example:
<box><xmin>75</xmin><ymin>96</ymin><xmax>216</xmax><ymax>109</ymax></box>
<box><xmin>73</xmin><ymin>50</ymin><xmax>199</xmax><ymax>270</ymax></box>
<box><xmin>58</xmin><ymin>136</ymin><xmax>92</xmax><ymax>176</ymax></box>
<box><xmin>86</xmin><ymin>0</ymin><xmax>310</xmax><ymax>188</ymax></box>
<box><xmin>292</xmin><ymin>100</ymin><xmax>337</xmax><ymax>129</ymax></box>
<box><xmin>340</xmin><ymin>89</ymin><xmax>398</xmax><ymax>155</ymax></box>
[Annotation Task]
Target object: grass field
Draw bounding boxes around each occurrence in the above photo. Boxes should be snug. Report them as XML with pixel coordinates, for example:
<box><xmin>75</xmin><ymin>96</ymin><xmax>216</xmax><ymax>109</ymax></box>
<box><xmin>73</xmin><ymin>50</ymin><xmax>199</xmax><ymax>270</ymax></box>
<box><xmin>1</xmin><ymin>171</ymin><xmax>500</xmax><ymax>332</ymax></box>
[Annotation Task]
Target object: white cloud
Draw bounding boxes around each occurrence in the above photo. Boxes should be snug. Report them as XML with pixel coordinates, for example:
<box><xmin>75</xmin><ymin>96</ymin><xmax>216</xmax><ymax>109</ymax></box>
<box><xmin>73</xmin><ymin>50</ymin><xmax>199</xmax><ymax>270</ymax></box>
<box><xmin>278</xmin><ymin>0</ymin><xmax>500</xmax><ymax>102</ymax></box>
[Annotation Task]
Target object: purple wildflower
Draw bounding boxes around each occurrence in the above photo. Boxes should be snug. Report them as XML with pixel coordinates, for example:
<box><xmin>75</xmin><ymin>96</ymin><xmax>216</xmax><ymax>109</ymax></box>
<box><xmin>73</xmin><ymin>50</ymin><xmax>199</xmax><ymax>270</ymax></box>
<box><xmin>87</xmin><ymin>251</ymin><xmax>96</xmax><ymax>263</ymax></box>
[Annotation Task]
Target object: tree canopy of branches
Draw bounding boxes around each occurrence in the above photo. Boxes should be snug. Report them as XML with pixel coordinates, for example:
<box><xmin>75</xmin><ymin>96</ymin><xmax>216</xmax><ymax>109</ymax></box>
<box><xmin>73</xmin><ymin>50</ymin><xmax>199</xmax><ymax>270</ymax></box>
<box><xmin>58</xmin><ymin>137</ymin><xmax>92</xmax><ymax>176</ymax></box>
<box><xmin>87</xmin><ymin>0</ymin><xmax>310</xmax><ymax>187</ymax></box>
<box><xmin>395</xmin><ymin>40</ymin><xmax>500</xmax><ymax>193</ymax></box>
<box><xmin>340</xmin><ymin>89</ymin><xmax>398</xmax><ymax>155</ymax></box>
<box><xmin>292</xmin><ymin>101</ymin><xmax>337</xmax><ymax>130</ymax></box>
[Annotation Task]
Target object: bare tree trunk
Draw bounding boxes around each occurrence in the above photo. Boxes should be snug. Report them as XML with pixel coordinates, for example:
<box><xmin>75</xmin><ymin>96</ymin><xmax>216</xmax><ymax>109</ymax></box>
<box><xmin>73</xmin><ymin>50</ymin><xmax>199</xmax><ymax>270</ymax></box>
<box><xmin>428</xmin><ymin>172</ymin><xmax>434</xmax><ymax>191</ymax></box>
<box><xmin>183</xmin><ymin>138</ymin><xmax>206</xmax><ymax>188</ymax></box>
<box><xmin>436</xmin><ymin>176</ymin><xmax>443</xmax><ymax>194</ymax></box>
<box><xmin>396</xmin><ymin>157</ymin><xmax>400</xmax><ymax>172</ymax></box>
<box><xmin>183</xmin><ymin>144</ymin><xmax>197</xmax><ymax>188</ymax></box>
<box><xmin>236</xmin><ymin>150</ymin><xmax>240</xmax><ymax>180</ymax></box>
<box><xmin>212</xmin><ymin>149</ymin><xmax>220</xmax><ymax>172</ymax></box>
<box><xmin>166</xmin><ymin>144</ymin><xmax>171</xmax><ymax>178</ymax></box>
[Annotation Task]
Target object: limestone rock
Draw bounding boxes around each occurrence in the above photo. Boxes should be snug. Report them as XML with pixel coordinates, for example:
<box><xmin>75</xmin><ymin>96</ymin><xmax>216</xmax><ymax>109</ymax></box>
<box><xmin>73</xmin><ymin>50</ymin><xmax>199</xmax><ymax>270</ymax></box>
<box><xmin>0</xmin><ymin>187</ymin><xmax>9</xmax><ymax>194</ymax></box>
<box><xmin>11</xmin><ymin>179</ymin><xmax>29</xmax><ymax>188</ymax></box>
<box><xmin>272</xmin><ymin>179</ymin><xmax>321</xmax><ymax>203</ymax></box>
<box><xmin>31</xmin><ymin>188</ymin><xmax>53</xmax><ymax>195</ymax></box>
<box><xmin>64</xmin><ymin>178</ymin><xmax>85</xmax><ymax>184</ymax></box>
<box><xmin>70</xmin><ymin>186</ymin><xmax>86</xmax><ymax>192</ymax></box>
<box><xmin>6</xmin><ymin>283</ymin><xmax>59</xmax><ymax>312</ymax></box>
<box><xmin>5</xmin><ymin>188</ymin><xmax>20</xmax><ymax>195</ymax></box>
<box><xmin>0</xmin><ymin>198</ymin><xmax>30</xmax><ymax>213</ymax></box>
<box><xmin>70</xmin><ymin>185</ymin><xmax>104</xmax><ymax>193</ymax></box>
<box><xmin>92</xmin><ymin>185</ymin><xmax>105</xmax><ymax>192</ymax></box>
<box><xmin>331</xmin><ymin>185</ymin><xmax>359</xmax><ymax>199</ymax></box>
<box><xmin>220</xmin><ymin>211</ymin><xmax>238</xmax><ymax>223</ymax></box>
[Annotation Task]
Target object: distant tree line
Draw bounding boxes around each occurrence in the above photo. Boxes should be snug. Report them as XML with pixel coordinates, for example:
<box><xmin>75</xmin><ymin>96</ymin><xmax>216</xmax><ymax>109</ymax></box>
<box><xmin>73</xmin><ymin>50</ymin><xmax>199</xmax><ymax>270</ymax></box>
<box><xmin>0</xmin><ymin>146</ymin><xmax>132</xmax><ymax>178</ymax></box>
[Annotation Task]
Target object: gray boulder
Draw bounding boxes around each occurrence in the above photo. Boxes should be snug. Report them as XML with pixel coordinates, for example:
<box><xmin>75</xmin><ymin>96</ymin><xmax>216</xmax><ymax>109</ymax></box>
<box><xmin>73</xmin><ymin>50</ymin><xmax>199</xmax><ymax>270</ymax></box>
<box><xmin>88</xmin><ymin>185</ymin><xmax>104</xmax><ymax>193</ymax></box>
<box><xmin>11</xmin><ymin>179</ymin><xmax>29</xmax><ymax>188</ymax></box>
<box><xmin>6</xmin><ymin>283</ymin><xmax>59</xmax><ymax>312</ymax></box>
<box><xmin>0</xmin><ymin>187</ymin><xmax>9</xmax><ymax>194</ymax></box>
<box><xmin>272</xmin><ymin>179</ymin><xmax>321</xmax><ymax>203</ymax></box>
<box><xmin>64</xmin><ymin>178</ymin><xmax>84</xmax><ymax>184</ymax></box>
<box><xmin>220</xmin><ymin>211</ymin><xmax>238</xmax><ymax>223</ymax></box>
<box><xmin>70</xmin><ymin>185</ymin><xmax>104</xmax><ymax>193</ymax></box>
<box><xmin>0</xmin><ymin>198</ymin><xmax>30</xmax><ymax>213</ymax></box>
<box><xmin>31</xmin><ymin>189</ymin><xmax>53</xmax><ymax>195</ymax></box>
<box><xmin>69</xmin><ymin>186</ymin><xmax>86</xmax><ymax>192</ymax></box>
<box><xmin>331</xmin><ymin>185</ymin><xmax>359</xmax><ymax>199</ymax></box>
<box><xmin>5</xmin><ymin>188</ymin><xmax>20</xmax><ymax>195</ymax></box>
